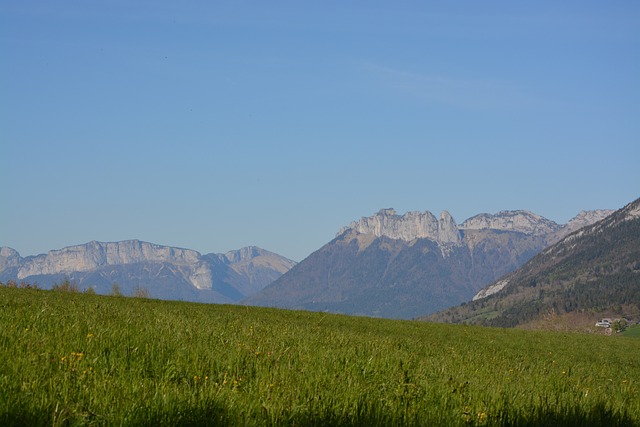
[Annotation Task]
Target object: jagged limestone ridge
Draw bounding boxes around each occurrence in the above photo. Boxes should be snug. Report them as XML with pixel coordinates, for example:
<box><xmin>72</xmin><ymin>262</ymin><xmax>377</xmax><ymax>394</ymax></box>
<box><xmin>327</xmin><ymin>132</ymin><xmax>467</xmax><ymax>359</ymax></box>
<box><xmin>340</xmin><ymin>208</ymin><xmax>614</xmax><ymax>246</ymax></box>
<box><xmin>337</xmin><ymin>209</ymin><xmax>461</xmax><ymax>245</ymax></box>
<box><xmin>459</xmin><ymin>210</ymin><xmax>561</xmax><ymax>236</ymax></box>
<box><xmin>1</xmin><ymin>240</ymin><xmax>295</xmax><ymax>294</ymax></box>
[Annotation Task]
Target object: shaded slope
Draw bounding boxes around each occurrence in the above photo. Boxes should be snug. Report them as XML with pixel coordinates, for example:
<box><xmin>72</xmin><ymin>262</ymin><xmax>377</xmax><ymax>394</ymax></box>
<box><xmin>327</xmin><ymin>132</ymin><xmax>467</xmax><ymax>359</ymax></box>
<box><xmin>244</xmin><ymin>228</ymin><xmax>550</xmax><ymax>319</ymax></box>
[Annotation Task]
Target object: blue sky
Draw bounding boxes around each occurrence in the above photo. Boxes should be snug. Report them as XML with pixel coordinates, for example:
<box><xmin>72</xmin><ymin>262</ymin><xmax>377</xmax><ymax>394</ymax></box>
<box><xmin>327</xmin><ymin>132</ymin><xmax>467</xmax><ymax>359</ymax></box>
<box><xmin>2</xmin><ymin>1</ymin><xmax>639</xmax><ymax>261</ymax></box>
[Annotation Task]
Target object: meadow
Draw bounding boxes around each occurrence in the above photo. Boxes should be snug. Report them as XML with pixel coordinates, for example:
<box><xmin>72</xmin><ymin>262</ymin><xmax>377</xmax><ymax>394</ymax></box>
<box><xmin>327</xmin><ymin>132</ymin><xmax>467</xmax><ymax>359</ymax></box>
<box><xmin>623</xmin><ymin>325</ymin><xmax>640</xmax><ymax>338</ymax></box>
<box><xmin>1</xmin><ymin>286</ymin><xmax>639</xmax><ymax>426</ymax></box>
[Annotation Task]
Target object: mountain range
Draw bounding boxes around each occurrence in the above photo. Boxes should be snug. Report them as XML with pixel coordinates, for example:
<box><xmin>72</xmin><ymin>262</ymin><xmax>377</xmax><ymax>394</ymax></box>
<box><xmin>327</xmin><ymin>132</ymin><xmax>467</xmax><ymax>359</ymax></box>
<box><xmin>425</xmin><ymin>197</ymin><xmax>640</xmax><ymax>330</ymax></box>
<box><xmin>244</xmin><ymin>208</ymin><xmax>613</xmax><ymax>319</ymax></box>
<box><xmin>0</xmin><ymin>240</ymin><xmax>296</xmax><ymax>303</ymax></box>
<box><xmin>2</xmin><ymin>203</ymin><xmax>622</xmax><ymax>321</ymax></box>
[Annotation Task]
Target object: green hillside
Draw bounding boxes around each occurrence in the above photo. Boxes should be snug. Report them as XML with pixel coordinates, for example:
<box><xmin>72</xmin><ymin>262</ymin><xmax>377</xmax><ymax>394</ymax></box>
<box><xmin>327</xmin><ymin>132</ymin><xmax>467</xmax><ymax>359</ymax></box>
<box><xmin>623</xmin><ymin>325</ymin><xmax>640</xmax><ymax>338</ymax></box>
<box><xmin>426</xmin><ymin>198</ymin><xmax>640</xmax><ymax>329</ymax></box>
<box><xmin>1</xmin><ymin>286</ymin><xmax>639</xmax><ymax>426</ymax></box>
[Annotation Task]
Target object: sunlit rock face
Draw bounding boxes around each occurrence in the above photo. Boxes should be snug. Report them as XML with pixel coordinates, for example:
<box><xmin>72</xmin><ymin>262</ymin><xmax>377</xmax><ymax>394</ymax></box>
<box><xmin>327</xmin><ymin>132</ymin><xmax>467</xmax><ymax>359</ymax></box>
<box><xmin>338</xmin><ymin>209</ymin><xmax>461</xmax><ymax>245</ymax></box>
<box><xmin>16</xmin><ymin>240</ymin><xmax>202</xmax><ymax>278</ymax></box>
<box><xmin>459</xmin><ymin>210</ymin><xmax>561</xmax><ymax>236</ymax></box>
<box><xmin>0</xmin><ymin>240</ymin><xmax>295</xmax><ymax>304</ymax></box>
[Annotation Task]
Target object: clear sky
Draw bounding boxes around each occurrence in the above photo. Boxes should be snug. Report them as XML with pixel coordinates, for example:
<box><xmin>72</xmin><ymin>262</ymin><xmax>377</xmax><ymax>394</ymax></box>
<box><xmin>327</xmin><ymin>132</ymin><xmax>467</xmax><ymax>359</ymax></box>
<box><xmin>2</xmin><ymin>1</ymin><xmax>639</xmax><ymax>262</ymax></box>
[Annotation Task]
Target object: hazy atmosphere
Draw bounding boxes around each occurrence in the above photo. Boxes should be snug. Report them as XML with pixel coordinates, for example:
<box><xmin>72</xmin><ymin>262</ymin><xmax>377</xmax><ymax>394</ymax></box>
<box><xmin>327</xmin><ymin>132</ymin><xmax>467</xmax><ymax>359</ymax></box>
<box><xmin>2</xmin><ymin>1</ymin><xmax>639</xmax><ymax>261</ymax></box>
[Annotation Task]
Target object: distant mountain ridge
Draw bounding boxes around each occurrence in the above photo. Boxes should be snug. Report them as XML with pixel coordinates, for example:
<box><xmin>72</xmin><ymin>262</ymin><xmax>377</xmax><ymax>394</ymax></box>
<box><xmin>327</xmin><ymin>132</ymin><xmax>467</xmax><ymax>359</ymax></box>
<box><xmin>339</xmin><ymin>208</ymin><xmax>613</xmax><ymax>246</ymax></box>
<box><xmin>0</xmin><ymin>240</ymin><xmax>295</xmax><ymax>303</ymax></box>
<box><xmin>425</xmin><ymin>197</ymin><xmax>640</xmax><ymax>328</ymax></box>
<box><xmin>245</xmin><ymin>207</ymin><xmax>613</xmax><ymax>319</ymax></box>
<box><xmin>460</xmin><ymin>210</ymin><xmax>562</xmax><ymax>236</ymax></box>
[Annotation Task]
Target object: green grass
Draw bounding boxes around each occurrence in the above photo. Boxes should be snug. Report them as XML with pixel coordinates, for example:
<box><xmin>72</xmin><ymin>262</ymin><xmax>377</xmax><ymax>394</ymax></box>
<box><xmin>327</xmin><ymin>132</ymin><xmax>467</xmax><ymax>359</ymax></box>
<box><xmin>1</xmin><ymin>287</ymin><xmax>639</xmax><ymax>426</ymax></box>
<box><xmin>622</xmin><ymin>324</ymin><xmax>640</xmax><ymax>338</ymax></box>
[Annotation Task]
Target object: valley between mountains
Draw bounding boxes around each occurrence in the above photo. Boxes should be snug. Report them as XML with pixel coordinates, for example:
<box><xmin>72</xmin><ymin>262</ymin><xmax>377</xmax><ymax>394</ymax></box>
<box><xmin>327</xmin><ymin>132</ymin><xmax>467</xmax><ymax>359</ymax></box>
<box><xmin>3</xmin><ymin>200</ymin><xmax>632</xmax><ymax>323</ymax></box>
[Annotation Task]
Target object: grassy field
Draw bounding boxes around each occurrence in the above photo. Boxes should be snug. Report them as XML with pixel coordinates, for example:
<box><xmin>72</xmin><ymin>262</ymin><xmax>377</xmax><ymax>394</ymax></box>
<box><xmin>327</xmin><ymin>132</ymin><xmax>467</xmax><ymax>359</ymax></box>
<box><xmin>622</xmin><ymin>324</ymin><xmax>640</xmax><ymax>338</ymax></box>
<box><xmin>1</xmin><ymin>286</ymin><xmax>639</xmax><ymax>426</ymax></box>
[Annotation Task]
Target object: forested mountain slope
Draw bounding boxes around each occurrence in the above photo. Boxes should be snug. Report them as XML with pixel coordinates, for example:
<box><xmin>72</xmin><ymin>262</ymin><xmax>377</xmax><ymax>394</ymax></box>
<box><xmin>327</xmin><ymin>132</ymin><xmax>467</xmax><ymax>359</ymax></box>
<box><xmin>425</xmin><ymin>197</ymin><xmax>640</xmax><ymax>328</ymax></box>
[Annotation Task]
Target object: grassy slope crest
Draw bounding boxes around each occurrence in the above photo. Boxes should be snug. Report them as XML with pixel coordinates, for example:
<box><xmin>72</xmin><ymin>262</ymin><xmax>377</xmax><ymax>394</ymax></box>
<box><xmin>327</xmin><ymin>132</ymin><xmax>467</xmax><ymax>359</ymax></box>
<box><xmin>1</xmin><ymin>286</ymin><xmax>639</xmax><ymax>426</ymax></box>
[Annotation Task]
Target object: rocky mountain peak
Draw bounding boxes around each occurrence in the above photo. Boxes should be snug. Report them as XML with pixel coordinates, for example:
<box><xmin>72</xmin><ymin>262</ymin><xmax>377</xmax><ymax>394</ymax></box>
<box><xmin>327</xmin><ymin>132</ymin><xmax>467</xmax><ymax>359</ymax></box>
<box><xmin>338</xmin><ymin>208</ymin><xmax>461</xmax><ymax>244</ymax></box>
<box><xmin>223</xmin><ymin>246</ymin><xmax>263</xmax><ymax>263</ymax></box>
<box><xmin>376</xmin><ymin>208</ymin><xmax>398</xmax><ymax>216</ymax></box>
<box><xmin>0</xmin><ymin>247</ymin><xmax>21</xmax><ymax>271</ymax></box>
<box><xmin>438</xmin><ymin>211</ymin><xmax>461</xmax><ymax>244</ymax></box>
<box><xmin>622</xmin><ymin>198</ymin><xmax>640</xmax><ymax>221</ymax></box>
<box><xmin>459</xmin><ymin>210</ymin><xmax>561</xmax><ymax>236</ymax></box>
<box><xmin>0</xmin><ymin>247</ymin><xmax>19</xmax><ymax>258</ymax></box>
<box><xmin>568</xmin><ymin>209</ymin><xmax>614</xmax><ymax>227</ymax></box>
<box><xmin>553</xmin><ymin>209</ymin><xmax>615</xmax><ymax>240</ymax></box>
<box><xmin>560</xmin><ymin>199</ymin><xmax>639</xmax><ymax>241</ymax></box>
<box><xmin>221</xmin><ymin>246</ymin><xmax>296</xmax><ymax>271</ymax></box>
